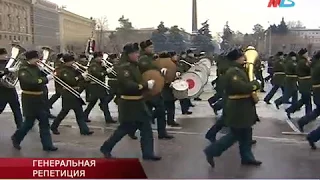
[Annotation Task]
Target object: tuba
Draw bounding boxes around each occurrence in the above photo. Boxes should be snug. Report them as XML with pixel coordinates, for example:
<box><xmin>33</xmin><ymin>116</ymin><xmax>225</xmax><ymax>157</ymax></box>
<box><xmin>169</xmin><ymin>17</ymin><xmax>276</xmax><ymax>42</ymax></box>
<box><xmin>0</xmin><ymin>43</ymin><xmax>26</xmax><ymax>88</ymax></box>
<box><xmin>244</xmin><ymin>46</ymin><xmax>259</xmax><ymax>103</ymax></box>
<box><xmin>41</xmin><ymin>46</ymin><xmax>54</xmax><ymax>64</ymax></box>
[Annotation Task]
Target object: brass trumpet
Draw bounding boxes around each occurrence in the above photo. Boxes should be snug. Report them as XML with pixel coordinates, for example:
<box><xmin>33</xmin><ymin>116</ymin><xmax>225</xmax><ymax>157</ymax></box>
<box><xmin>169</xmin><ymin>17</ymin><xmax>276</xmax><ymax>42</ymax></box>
<box><xmin>37</xmin><ymin>61</ymin><xmax>85</xmax><ymax>104</ymax></box>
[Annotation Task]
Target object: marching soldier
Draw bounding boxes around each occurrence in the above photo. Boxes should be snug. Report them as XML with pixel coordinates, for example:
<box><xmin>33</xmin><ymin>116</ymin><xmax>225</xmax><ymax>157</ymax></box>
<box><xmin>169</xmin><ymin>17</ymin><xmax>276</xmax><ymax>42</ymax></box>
<box><xmin>0</xmin><ymin>48</ymin><xmax>23</xmax><ymax>129</ymax></box>
<box><xmin>11</xmin><ymin>50</ymin><xmax>57</xmax><ymax>151</ymax></box>
<box><xmin>162</xmin><ymin>51</ymin><xmax>180</xmax><ymax>127</ymax></box>
<box><xmin>264</xmin><ymin>52</ymin><xmax>285</xmax><ymax>104</ymax></box>
<box><xmin>204</xmin><ymin>49</ymin><xmax>261</xmax><ymax>168</ymax></box>
<box><xmin>254</xmin><ymin>56</ymin><xmax>265</xmax><ymax>92</ymax></box>
<box><xmin>137</xmin><ymin>39</ymin><xmax>173</xmax><ymax>139</ymax></box>
<box><xmin>83</xmin><ymin>52</ymin><xmax>116</xmax><ymax>124</ymax></box>
<box><xmin>100</xmin><ymin>43</ymin><xmax>161</xmax><ymax>161</ymax></box>
<box><xmin>48</xmin><ymin>53</ymin><xmax>63</xmax><ymax>109</ymax></box>
<box><xmin>50</xmin><ymin>54</ymin><xmax>94</xmax><ymax>135</ymax></box>
<box><xmin>286</xmin><ymin>48</ymin><xmax>312</xmax><ymax>119</ymax></box>
<box><xmin>265</xmin><ymin>56</ymin><xmax>274</xmax><ymax>82</ymax></box>
<box><xmin>186</xmin><ymin>49</ymin><xmax>202</xmax><ymax>101</ymax></box>
<box><xmin>274</xmin><ymin>51</ymin><xmax>298</xmax><ymax>109</ymax></box>
<box><xmin>208</xmin><ymin>53</ymin><xmax>229</xmax><ymax>115</ymax></box>
<box><xmin>297</xmin><ymin>50</ymin><xmax>320</xmax><ymax>132</ymax></box>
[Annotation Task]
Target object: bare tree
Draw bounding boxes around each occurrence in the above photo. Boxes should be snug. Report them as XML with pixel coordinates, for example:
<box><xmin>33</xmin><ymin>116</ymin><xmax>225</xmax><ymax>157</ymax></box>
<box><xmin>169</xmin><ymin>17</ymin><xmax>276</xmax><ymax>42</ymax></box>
<box><xmin>286</xmin><ymin>20</ymin><xmax>305</xmax><ymax>29</ymax></box>
<box><xmin>95</xmin><ymin>16</ymin><xmax>109</xmax><ymax>51</ymax></box>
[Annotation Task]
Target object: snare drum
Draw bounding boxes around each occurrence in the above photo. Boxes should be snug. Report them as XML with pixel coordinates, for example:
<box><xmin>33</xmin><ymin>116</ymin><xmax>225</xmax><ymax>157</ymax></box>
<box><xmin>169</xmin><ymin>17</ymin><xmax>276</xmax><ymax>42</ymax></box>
<box><xmin>171</xmin><ymin>79</ymin><xmax>189</xmax><ymax>99</ymax></box>
<box><xmin>181</xmin><ymin>72</ymin><xmax>204</xmax><ymax>98</ymax></box>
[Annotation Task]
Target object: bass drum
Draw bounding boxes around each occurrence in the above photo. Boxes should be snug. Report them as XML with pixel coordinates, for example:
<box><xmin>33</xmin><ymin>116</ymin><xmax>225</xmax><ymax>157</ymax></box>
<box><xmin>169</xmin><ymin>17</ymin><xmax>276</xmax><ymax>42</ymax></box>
<box><xmin>181</xmin><ymin>72</ymin><xmax>204</xmax><ymax>98</ymax></box>
<box><xmin>189</xmin><ymin>65</ymin><xmax>208</xmax><ymax>84</ymax></box>
<box><xmin>171</xmin><ymin>79</ymin><xmax>189</xmax><ymax>99</ymax></box>
<box><xmin>199</xmin><ymin>58</ymin><xmax>211</xmax><ymax>69</ymax></box>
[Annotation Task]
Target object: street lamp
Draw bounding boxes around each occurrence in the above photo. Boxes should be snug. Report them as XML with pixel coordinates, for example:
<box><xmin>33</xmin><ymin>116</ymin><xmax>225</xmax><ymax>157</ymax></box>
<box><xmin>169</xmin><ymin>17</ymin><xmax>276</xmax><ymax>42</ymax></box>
<box><xmin>267</xmin><ymin>21</ymin><xmax>272</xmax><ymax>56</ymax></box>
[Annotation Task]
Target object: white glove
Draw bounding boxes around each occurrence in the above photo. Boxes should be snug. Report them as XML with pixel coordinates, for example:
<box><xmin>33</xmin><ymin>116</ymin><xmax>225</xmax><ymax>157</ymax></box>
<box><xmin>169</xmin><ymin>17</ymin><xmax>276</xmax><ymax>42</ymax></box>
<box><xmin>72</xmin><ymin>64</ymin><xmax>80</xmax><ymax>70</ymax></box>
<box><xmin>161</xmin><ymin>68</ymin><xmax>167</xmax><ymax>75</ymax></box>
<box><xmin>7</xmin><ymin>67</ymin><xmax>17</xmax><ymax>73</ymax></box>
<box><xmin>175</xmin><ymin>72</ymin><xmax>181</xmax><ymax>77</ymax></box>
<box><xmin>256</xmin><ymin>79</ymin><xmax>261</xmax><ymax>85</ymax></box>
<box><xmin>81</xmin><ymin>72</ymin><xmax>88</xmax><ymax>79</ymax></box>
<box><xmin>101</xmin><ymin>61</ymin><xmax>107</xmax><ymax>67</ymax></box>
<box><xmin>106</xmin><ymin>67</ymin><xmax>113</xmax><ymax>73</ymax></box>
<box><xmin>46</xmin><ymin>74</ymin><xmax>54</xmax><ymax>81</ymax></box>
<box><xmin>147</xmin><ymin>80</ymin><xmax>155</xmax><ymax>90</ymax></box>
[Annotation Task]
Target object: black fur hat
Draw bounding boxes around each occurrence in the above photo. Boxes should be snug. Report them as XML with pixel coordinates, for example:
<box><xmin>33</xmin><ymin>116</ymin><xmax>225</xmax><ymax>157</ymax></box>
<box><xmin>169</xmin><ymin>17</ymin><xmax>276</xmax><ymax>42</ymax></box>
<box><xmin>123</xmin><ymin>43</ymin><xmax>140</xmax><ymax>54</ymax></box>
<box><xmin>288</xmin><ymin>51</ymin><xmax>297</xmax><ymax>57</ymax></box>
<box><xmin>140</xmin><ymin>39</ymin><xmax>153</xmax><ymax>49</ymax></box>
<box><xmin>226</xmin><ymin>49</ymin><xmax>243</xmax><ymax>61</ymax></box>
<box><xmin>108</xmin><ymin>53</ymin><xmax>117</xmax><ymax>59</ymax></box>
<box><xmin>313</xmin><ymin>50</ymin><xmax>320</xmax><ymax>60</ymax></box>
<box><xmin>298</xmin><ymin>48</ymin><xmax>308</xmax><ymax>56</ymax></box>
<box><xmin>276</xmin><ymin>51</ymin><xmax>284</xmax><ymax>56</ymax></box>
<box><xmin>79</xmin><ymin>54</ymin><xmax>87</xmax><ymax>59</ymax></box>
<box><xmin>56</xmin><ymin>53</ymin><xmax>63</xmax><ymax>59</ymax></box>
<box><xmin>284</xmin><ymin>54</ymin><xmax>288</xmax><ymax>57</ymax></box>
<box><xmin>180</xmin><ymin>51</ymin><xmax>186</xmax><ymax>55</ymax></box>
<box><xmin>25</xmin><ymin>50</ymin><xmax>39</xmax><ymax>60</ymax></box>
<box><xmin>159</xmin><ymin>51</ymin><xmax>171</xmax><ymax>58</ymax></box>
<box><xmin>186</xmin><ymin>49</ymin><xmax>193</xmax><ymax>54</ymax></box>
<box><xmin>93</xmin><ymin>52</ymin><xmax>103</xmax><ymax>58</ymax></box>
<box><xmin>0</xmin><ymin>48</ymin><xmax>7</xmax><ymax>55</ymax></box>
<box><xmin>63</xmin><ymin>54</ymin><xmax>75</xmax><ymax>62</ymax></box>
<box><xmin>168</xmin><ymin>51</ymin><xmax>176</xmax><ymax>57</ymax></box>
<box><xmin>153</xmin><ymin>54</ymin><xmax>159</xmax><ymax>60</ymax></box>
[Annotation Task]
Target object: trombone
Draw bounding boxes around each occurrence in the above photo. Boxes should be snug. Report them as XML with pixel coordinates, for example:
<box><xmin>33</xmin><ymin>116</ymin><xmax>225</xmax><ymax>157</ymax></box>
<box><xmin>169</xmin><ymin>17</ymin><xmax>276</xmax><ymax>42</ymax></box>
<box><xmin>72</xmin><ymin>62</ymin><xmax>110</xmax><ymax>90</ymax></box>
<box><xmin>102</xmin><ymin>53</ymin><xmax>117</xmax><ymax>76</ymax></box>
<box><xmin>37</xmin><ymin>61</ymin><xmax>84</xmax><ymax>102</ymax></box>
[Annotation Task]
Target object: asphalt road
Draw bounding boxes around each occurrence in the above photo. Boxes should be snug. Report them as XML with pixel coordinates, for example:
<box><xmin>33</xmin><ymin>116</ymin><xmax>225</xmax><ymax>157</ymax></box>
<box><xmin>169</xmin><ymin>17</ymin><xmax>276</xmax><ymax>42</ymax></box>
<box><xmin>1</xmin><ymin>67</ymin><xmax>320</xmax><ymax>178</ymax></box>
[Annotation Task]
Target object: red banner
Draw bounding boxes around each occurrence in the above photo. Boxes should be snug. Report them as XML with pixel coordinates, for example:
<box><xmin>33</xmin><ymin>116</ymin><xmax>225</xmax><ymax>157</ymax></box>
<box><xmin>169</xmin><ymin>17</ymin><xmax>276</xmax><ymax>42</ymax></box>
<box><xmin>0</xmin><ymin>158</ymin><xmax>147</xmax><ymax>179</ymax></box>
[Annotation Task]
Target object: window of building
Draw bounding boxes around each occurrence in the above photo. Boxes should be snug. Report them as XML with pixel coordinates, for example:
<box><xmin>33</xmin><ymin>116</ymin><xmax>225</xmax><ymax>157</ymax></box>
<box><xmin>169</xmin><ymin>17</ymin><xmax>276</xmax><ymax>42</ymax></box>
<box><xmin>4</xmin><ymin>35</ymin><xmax>7</xmax><ymax>39</ymax></box>
<box><xmin>25</xmin><ymin>17</ymin><xmax>28</xmax><ymax>33</ymax></box>
<box><xmin>26</xmin><ymin>36</ymin><xmax>28</xmax><ymax>41</ymax></box>
<box><xmin>0</xmin><ymin>35</ymin><xmax>2</xmax><ymax>40</ymax></box>
<box><xmin>8</xmin><ymin>14</ymin><xmax>11</xmax><ymax>30</ymax></box>
<box><xmin>18</xmin><ymin>36</ymin><xmax>20</xmax><ymax>41</ymax></box>
<box><xmin>9</xmin><ymin>35</ymin><xmax>11</xmax><ymax>40</ymax></box>
<box><xmin>13</xmin><ymin>36</ymin><xmax>16</xmax><ymax>40</ymax></box>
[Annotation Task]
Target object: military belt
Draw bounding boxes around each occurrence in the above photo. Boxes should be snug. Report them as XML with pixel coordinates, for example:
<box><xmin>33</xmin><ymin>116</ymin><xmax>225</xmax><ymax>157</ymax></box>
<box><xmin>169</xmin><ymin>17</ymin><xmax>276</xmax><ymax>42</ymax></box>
<box><xmin>298</xmin><ymin>76</ymin><xmax>311</xmax><ymax>79</ymax></box>
<box><xmin>273</xmin><ymin>72</ymin><xmax>285</xmax><ymax>75</ymax></box>
<box><xmin>312</xmin><ymin>84</ymin><xmax>320</xmax><ymax>88</ymax></box>
<box><xmin>286</xmin><ymin>75</ymin><xmax>298</xmax><ymax>78</ymax></box>
<box><xmin>22</xmin><ymin>90</ymin><xmax>43</xmax><ymax>95</ymax></box>
<box><xmin>63</xmin><ymin>86</ymin><xmax>80</xmax><ymax>90</ymax></box>
<box><xmin>120</xmin><ymin>95</ymin><xmax>143</xmax><ymax>100</ymax></box>
<box><xmin>228</xmin><ymin>94</ymin><xmax>251</xmax><ymax>99</ymax></box>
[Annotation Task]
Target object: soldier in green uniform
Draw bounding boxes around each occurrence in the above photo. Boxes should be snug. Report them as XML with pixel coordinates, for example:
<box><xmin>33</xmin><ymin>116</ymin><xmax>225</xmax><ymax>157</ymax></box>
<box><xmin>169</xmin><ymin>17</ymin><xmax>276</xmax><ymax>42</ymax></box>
<box><xmin>274</xmin><ymin>51</ymin><xmax>298</xmax><ymax>109</ymax></box>
<box><xmin>137</xmin><ymin>39</ymin><xmax>173</xmax><ymax>139</ymax></box>
<box><xmin>11</xmin><ymin>50</ymin><xmax>57</xmax><ymax>151</ymax></box>
<box><xmin>265</xmin><ymin>56</ymin><xmax>274</xmax><ymax>82</ymax></box>
<box><xmin>297</xmin><ymin>50</ymin><xmax>320</xmax><ymax>132</ymax></box>
<box><xmin>48</xmin><ymin>53</ymin><xmax>63</xmax><ymax>109</ymax></box>
<box><xmin>83</xmin><ymin>52</ymin><xmax>116</xmax><ymax>124</ymax></box>
<box><xmin>161</xmin><ymin>51</ymin><xmax>180</xmax><ymax>127</ymax></box>
<box><xmin>286</xmin><ymin>48</ymin><xmax>312</xmax><ymax>119</ymax></box>
<box><xmin>208</xmin><ymin>53</ymin><xmax>229</xmax><ymax>115</ymax></box>
<box><xmin>50</xmin><ymin>54</ymin><xmax>94</xmax><ymax>135</ymax></box>
<box><xmin>264</xmin><ymin>52</ymin><xmax>285</xmax><ymax>104</ymax></box>
<box><xmin>204</xmin><ymin>49</ymin><xmax>262</xmax><ymax>168</ymax></box>
<box><xmin>254</xmin><ymin>57</ymin><xmax>265</xmax><ymax>92</ymax></box>
<box><xmin>100</xmin><ymin>43</ymin><xmax>161</xmax><ymax>160</ymax></box>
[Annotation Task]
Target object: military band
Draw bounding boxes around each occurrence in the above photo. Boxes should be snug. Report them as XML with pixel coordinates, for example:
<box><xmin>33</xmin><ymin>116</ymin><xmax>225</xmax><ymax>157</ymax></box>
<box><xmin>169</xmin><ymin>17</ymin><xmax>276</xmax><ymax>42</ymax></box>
<box><xmin>0</xmin><ymin>38</ymin><xmax>319</xmax><ymax>171</ymax></box>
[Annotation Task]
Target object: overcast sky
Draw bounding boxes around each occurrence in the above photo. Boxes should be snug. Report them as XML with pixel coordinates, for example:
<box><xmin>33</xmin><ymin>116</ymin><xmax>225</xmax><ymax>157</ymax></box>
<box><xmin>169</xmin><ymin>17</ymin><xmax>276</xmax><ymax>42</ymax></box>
<box><xmin>49</xmin><ymin>0</ymin><xmax>317</xmax><ymax>35</ymax></box>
